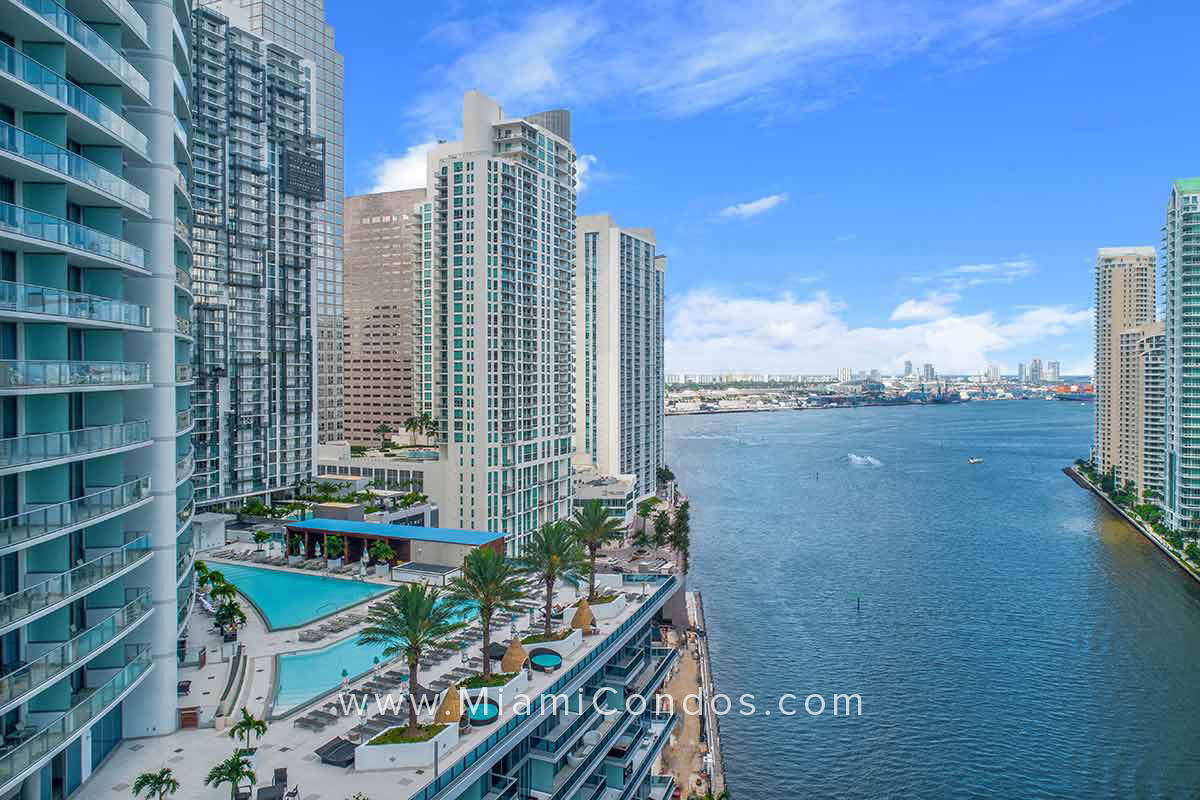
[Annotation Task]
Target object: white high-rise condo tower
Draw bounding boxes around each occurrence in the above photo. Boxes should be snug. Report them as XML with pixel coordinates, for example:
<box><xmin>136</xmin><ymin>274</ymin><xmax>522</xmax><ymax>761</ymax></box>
<box><xmin>418</xmin><ymin>92</ymin><xmax>577</xmax><ymax>553</ymax></box>
<box><xmin>574</xmin><ymin>214</ymin><xmax>665</xmax><ymax>502</ymax></box>
<box><xmin>1165</xmin><ymin>181</ymin><xmax>1200</xmax><ymax>529</ymax></box>
<box><xmin>0</xmin><ymin>0</ymin><xmax>196</xmax><ymax>793</ymax></box>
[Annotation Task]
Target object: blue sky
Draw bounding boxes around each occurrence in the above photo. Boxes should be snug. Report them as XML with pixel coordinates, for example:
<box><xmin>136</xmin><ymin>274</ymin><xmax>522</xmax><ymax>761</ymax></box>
<box><xmin>331</xmin><ymin>0</ymin><xmax>1192</xmax><ymax>376</ymax></box>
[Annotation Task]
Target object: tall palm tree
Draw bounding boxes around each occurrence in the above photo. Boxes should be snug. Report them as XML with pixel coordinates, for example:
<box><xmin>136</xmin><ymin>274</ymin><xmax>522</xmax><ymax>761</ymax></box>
<box><xmin>402</xmin><ymin>414</ymin><xmax>423</xmax><ymax>442</ymax></box>
<box><xmin>419</xmin><ymin>412</ymin><xmax>438</xmax><ymax>444</ymax></box>
<box><xmin>357</xmin><ymin>584</ymin><xmax>466</xmax><ymax>736</ymax></box>
<box><xmin>446</xmin><ymin>548</ymin><xmax>527</xmax><ymax>679</ymax></box>
<box><xmin>204</xmin><ymin>752</ymin><xmax>255</xmax><ymax>800</ymax></box>
<box><xmin>374</xmin><ymin>422</ymin><xmax>393</xmax><ymax>448</ymax></box>
<box><xmin>228</xmin><ymin>708</ymin><xmax>268</xmax><ymax>752</ymax></box>
<box><xmin>568</xmin><ymin>500</ymin><xmax>624</xmax><ymax>600</ymax></box>
<box><xmin>518</xmin><ymin>522</ymin><xmax>588</xmax><ymax>637</ymax></box>
<box><xmin>132</xmin><ymin>767</ymin><xmax>179</xmax><ymax>800</ymax></box>
<box><xmin>653</xmin><ymin>511</ymin><xmax>672</xmax><ymax>555</ymax></box>
<box><xmin>209</xmin><ymin>580</ymin><xmax>236</xmax><ymax>605</ymax></box>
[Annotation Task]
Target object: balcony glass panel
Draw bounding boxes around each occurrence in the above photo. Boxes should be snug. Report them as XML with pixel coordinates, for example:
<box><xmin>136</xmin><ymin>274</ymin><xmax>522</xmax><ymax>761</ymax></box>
<box><xmin>0</xmin><ymin>201</ymin><xmax>145</xmax><ymax>270</ymax></box>
<box><xmin>0</xmin><ymin>279</ymin><xmax>148</xmax><ymax>327</ymax></box>
<box><xmin>0</xmin><ymin>590</ymin><xmax>150</xmax><ymax>707</ymax></box>
<box><xmin>0</xmin><ymin>360</ymin><xmax>149</xmax><ymax>390</ymax></box>
<box><xmin>0</xmin><ymin>420</ymin><xmax>150</xmax><ymax>470</ymax></box>
<box><xmin>0</xmin><ymin>476</ymin><xmax>151</xmax><ymax>550</ymax></box>
<box><xmin>0</xmin><ymin>122</ymin><xmax>149</xmax><ymax>213</ymax></box>
<box><xmin>0</xmin><ymin>534</ymin><xmax>149</xmax><ymax>630</ymax></box>
<box><xmin>0</xmin><ymin>646</ymin><xmax>151</xmax><ymax>786</ymax></box>
<box><xmin>175</xmin><ymin>447</ymin><xmax>193</xmax><ymax>482</ymax></box>
<box><xmin>15</xmin><ymin>0</ymin><xmax>149</xmax><ymax>98</ymax></box>
<box><xmin>0</xmin><ymin>42</ymin><xmax>148</xmax><ymax>157</ymax></box>
<box><xmin>176</xmin><ymin>408</ymin><xmax>192</xmax><ymax>432</ymax></box>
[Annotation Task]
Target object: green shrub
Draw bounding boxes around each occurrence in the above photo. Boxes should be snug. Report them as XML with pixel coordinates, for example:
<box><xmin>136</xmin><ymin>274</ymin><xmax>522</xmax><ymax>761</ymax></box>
<box><xmin>367</xmin><ymin>723</ymin><xmax>446</xmax><ymax>745</ymax></box>
<box><xmin>459</xmin><ymin>672</ymin><xmax>516</xmax><ymax>689</ymax></box>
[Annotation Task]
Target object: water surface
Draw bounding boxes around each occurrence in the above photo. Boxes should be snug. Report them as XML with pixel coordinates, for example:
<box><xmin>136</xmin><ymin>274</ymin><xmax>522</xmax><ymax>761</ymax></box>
<box><xmin>671</xmin><ymin>401</ymin><xmax>1200</xmax><ymax>798</ymax></box>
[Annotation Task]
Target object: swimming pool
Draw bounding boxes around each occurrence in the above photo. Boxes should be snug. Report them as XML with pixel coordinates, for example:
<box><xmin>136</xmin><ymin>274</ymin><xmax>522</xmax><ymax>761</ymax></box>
<box><xmin>215</xmin><ymin>563</ymin><xmax>392</xmax><ymax>630</ymax></box>
<box><xmin>272</xmin><ymin>601</ymin><xmax>479</xmax><ymax>715</ymax></box>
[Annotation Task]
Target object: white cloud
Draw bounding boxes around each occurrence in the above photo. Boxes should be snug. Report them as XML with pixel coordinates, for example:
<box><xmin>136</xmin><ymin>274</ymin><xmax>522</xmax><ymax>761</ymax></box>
<box><xmin>908</xmin><ymin>257</ymin><xmax>1036</xmax><ymax>291</ymax></box>
<box><xmin>665</xmin><ymin>287</ymin><xmax>1091</xmax><ymax>374</ymax></box>
<box><xmin>408</xmin><ymin>1</ymin><xmax>1123</xmax><ymax>131</ymax></box>
<box><xmin>368</xmin><ymin>141</ymin><xmax>438</xmax><ymax>193</ymax></box>
<box><xmin>890</xmin><ymin>291</ymin><xmax>961</xmax><ymax>321</ymax></box>
<box><xmin>576</xmin><ymin>153</ymin><xmax>597</xmax><ymax>192</ymax></box>
<box><xmin>719</xmin><ymin>193</ymin><xmax>788</xmax><ymax>219</ymax></box>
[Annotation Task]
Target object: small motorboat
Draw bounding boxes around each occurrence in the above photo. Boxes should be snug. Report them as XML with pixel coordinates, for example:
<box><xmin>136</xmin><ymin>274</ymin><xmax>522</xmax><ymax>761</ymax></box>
<box><xmin>967</xmin><ymin>457</ymin><xmax>984</xmax><ymax>464</ymax></box>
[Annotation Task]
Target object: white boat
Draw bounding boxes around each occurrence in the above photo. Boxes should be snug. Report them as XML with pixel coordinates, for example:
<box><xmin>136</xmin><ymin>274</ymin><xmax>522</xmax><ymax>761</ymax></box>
<box><xmin>967</xmin><ymin>457</ymin><xmax>983</xmax><ymax>464</ymax></box>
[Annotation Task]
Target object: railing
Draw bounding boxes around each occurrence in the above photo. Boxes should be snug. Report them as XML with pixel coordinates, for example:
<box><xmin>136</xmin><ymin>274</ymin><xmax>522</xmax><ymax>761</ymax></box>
<box><xmin>0</xmin><ymin>360</ymin><xmax>149</xmax><ymax>390</ymax></box>
<box><xmin>548</xmin><ymin>706</ymin><xmax>635</xmax><ymax>800</ymax></box>
<box><xmin>0</xmin><ymin>201</ymin><xmax>145</xmax><ymax>270</ymax></box>
<box><xmin>0</xmin><ymin>476</ymin><xmax>151</xmax><ymax>551</ymax></box>
<box><xmin>0</xmin><ymin>279</ymin><xmax>148</xmax><ymax>327</ymax></box>
<box><xmin>0</xmin><ymin>534</ymin><xmax>150</xmax><ymax>630</ymax></box>
<box><xmin>15</xmin><ymin>0</ymin><xmax>149</xmax><ymax>99</ymax></box>
<box><xmin>0</xmin><ymin>42</ymin><xmax>148</xmax><ymax>157</ymax></box>
<box><xmin>175</xmin><ymin>268</ymin><xmax>191</xmax><ymax>292</ymax></box>
<box><xmin>176</xmin><ymin>363</ymin><xmax>191</xmax><ymax>383</ymax></box>
<box><xmin>174</xmin><ymin>166</ymin><xmax>189</xmax><ymax>197</ymax></box>
<box><xmin>176</xmin><ymin>546</ymin><xmax>192</xmax><ymax>581</ymax></box>
<box><xmin>411</xmin><ymin>575</ymin><xmax>679</xmax><ymax>800</ymax></box>
<box><xmin>101</xmin><ymin>0</ymin><xmax>147</xmax><ymax>44</ymax></box>
<box><xmin>175</xmin><ymin>316</ymin><xmax>191</xmax><ymax>336</ymax></box>
<box><xmin>0</xmin><ymin>122</ymin><xmax>149</xmax><ymax>213</ymax></box>
<box><xmin>0</xmin><ymin>646</ymin><xmax>151</xmax><ymax>787</ymax></box>
<box><xmin>176</xmin><ymin>408</ymin><xmax>192</xmax><ymax>432</ymax></box>
<box><xmin>0</xmin><ymin>590</ymin><xmax>151</xmax><ymax>708</ymax></box>
<box><xmin>176</xmin><ymin>447</ymin><xmax>193</xmax><ymax>483</ymax></box>
<box><xmin>618</xmin><ymin>715</ymin><xmax>678</xmax><ymax>800</ymax></box>
<box><xmin>0</xmin><ymin>420</ymin><xmax>150</xmax><ymax>470</ymax></box>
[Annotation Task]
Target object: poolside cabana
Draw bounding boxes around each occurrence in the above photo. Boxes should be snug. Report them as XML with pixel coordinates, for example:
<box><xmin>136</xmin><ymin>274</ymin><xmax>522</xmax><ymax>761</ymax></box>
<box><xmin>283</xmin><ymin>519</ymin><xmax>505</xmax><ymax>568</ymax></box>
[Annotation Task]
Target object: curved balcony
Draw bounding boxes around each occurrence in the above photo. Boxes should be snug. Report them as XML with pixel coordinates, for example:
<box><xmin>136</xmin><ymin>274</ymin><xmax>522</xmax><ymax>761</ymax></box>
<box><xmin>175</xmin><ymin>363</ymin><xmax>192</xmax><ymax>385</ymax></box>
<box><xmin>176</xmin><ymin>446</ymin><xmax>193</xmax><ymax>485</ymax></box>
<box><xmin>0</xmin><ymin>590</ymin><xmax>151</xmax><ymax>714</ymax></box>
<box><xmin>176</xmin><ymin>408</ymin><xmax>193</xmax><ymax>433</ymax></box>
<box><xmin>13</xmin><ymin>0</ymin><xmax>150</xmax><ymax>102</ymax></box>
<box><xmin>0</xmin><ymin>201</ymin><xmax>146</xmax><ymax>272</ymax></box>
<box><xmin>176</xmin><ymin>545</ymin><xmax>192</xmax><ymax>584</ymax></box>
<box><xmin>175</xmin><ymin>267</ymin><xmax>192</xmax><ymax>296</ymax></box>
<box><xmin>175</xmin><ymin>316</ymin><xmax>192</xmax><ymax>338</ymax></box>
<box><xmin>0</xmin><ymin>360</ymin><xmax>149</xmax><ymax>393</ymax></box>
<box><xmin>0</xmin><ymin>534</ymin><xmax>150</xmax><ymax>635</ymax></box>
<box><xmin>0</xmin><ymin>645</ymin><xmax>151</xmax><ymax>791</ymax></box>
<box><xmin>0</xmin><ymin>121</ymin><xmax>149</xmax><ymax>214</ymax></box>
<box><xmin>0</xmin><ymin>280</ymin><xmax>149</xmax><ymax>328</ymax></box>
<box><xmin>0</xmin><ymin>420</ymin><xmax>150</xmax><ymax>474</ymax></box>
<box><xmin>174</xmin><ymin>165</ymin><xmax>190</xmax><ymax>207</ymax></box>
<box><xmin>98</xmin><ymin>0</ymin><xmax>148</xmax><ymax>46</ymax></box>
<box><xmin>0</xmin><ymin>476</ymin><xmax>151</xmax><ymax>554</ymax></box>
<box><xmin>0</xmin><ymin>41</ymin><xmax>147</xmax><ymax>158</ymax></box>
<box><xmin>176</xmin><ymin>497</ymin><xmax>193</xmax><ymax>535</ymax></box>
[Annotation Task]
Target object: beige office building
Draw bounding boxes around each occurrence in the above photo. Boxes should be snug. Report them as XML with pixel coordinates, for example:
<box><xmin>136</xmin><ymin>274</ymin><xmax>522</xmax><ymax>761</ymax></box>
<box><xmin>344</xmin><ymin>190</ymin><xmax>425</xmax><ymax>444</ymax></box>
<box><xmin>1118</xmin><ymin>322</ymin><xmax>1166</xmax><ymax>501</ymax></box>
<box><xmin>1094</xmin><ymin>246</ymin><xmax>1157</xmax><ymax>490</ymax></box>
<box><xmin>574</xmin><ymin>215</ymin><xmax>666</xmax><ymax>502</ymax></box>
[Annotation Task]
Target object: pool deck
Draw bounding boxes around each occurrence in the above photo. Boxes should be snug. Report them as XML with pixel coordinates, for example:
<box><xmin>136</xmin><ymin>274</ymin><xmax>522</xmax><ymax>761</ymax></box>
<box><xmin>96</xmin><ymin>542</ymin><xmax>669</xmax><ymax>800</ymax></box>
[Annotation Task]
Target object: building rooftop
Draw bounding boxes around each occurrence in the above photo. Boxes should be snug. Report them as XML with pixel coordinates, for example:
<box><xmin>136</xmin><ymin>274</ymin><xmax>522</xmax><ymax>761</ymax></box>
<box><xmin>285</xmin><ymin>518</ymin><xmax>503</xmax><ymax>547</ymax></box>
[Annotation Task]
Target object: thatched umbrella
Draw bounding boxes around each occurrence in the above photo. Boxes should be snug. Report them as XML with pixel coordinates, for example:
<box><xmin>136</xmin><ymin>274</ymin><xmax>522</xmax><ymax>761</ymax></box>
<box><xmin>435</xmin><ymin>688</ymin><xmax>463</xmax><ymax>725</ymax></box>
<box><xmin>571</xmin><ymin>599</ymin><xmax>594</xmax><ymax>630</ymax></box>
<box><xmin>500</xmin><ymin>638</ymin><xmax>528</xmax><ymax>672</ymax></box>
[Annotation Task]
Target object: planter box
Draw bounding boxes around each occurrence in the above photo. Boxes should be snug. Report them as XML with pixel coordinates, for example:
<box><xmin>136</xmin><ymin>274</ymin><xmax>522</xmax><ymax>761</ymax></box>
<box><xmin>460</xmin><ymin>670</ymin><xmax>528</xmax><ymax>707</ymax></box>
<box><xmin>523</xmin><ymin>628</ymin><xmax>582</xmax><ymax>659</ymax></box>
<box><xmin>328</xmin><ymin>558</ymin><xmax>343</xmax><ymax>569</ymax></box>
<box><xmin>354</xmin><ymin>724</ymin><xmax>459</xmax><ymax>770</ymax></box>
<box><xmin>587</xmin><ymin>594</ymin><xmax>626</xmax><ymax>621</ymax></box>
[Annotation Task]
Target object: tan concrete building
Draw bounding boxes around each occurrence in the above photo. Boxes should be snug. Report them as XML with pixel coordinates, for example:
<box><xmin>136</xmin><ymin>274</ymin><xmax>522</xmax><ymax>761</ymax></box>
<box><xmin>1094</xmin><ymin>246</ymin><xmax>1157</xmax><ymax>491</ymax></box>
<box><xmin>344</xmin><ymin>189</ymin><xmax>426</xmax><ymax>444</ymax></box>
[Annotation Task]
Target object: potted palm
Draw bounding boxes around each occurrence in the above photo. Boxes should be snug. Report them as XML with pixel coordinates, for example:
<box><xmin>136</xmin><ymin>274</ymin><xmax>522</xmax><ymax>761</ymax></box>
<box><xmin>287</xmin><ymin>534</ymin><xmax>304</xmax><ymax>565</ymax></box>
<box><xmin>131</xmin><ymin>767</ymin><xmax>179</xmax><ymax>800</ymax></box>
<box><xmin>228</xmin><ymin>708</ymin><xmax>268</xmax><ymax>756</ymax></box>
<box><xmin>326</xmin><ymin>535</ymin><xmax>344</xmax><ymax>569</ymax></box>
<box><xmin>204</xmin><ymin>752</ymin><xmax>255</xmax><ymax>800</ymax></box>
<box><xmin>368</xmin><ymin>539</ymin><xmax>395</xmax><ymax>576</ymax></box>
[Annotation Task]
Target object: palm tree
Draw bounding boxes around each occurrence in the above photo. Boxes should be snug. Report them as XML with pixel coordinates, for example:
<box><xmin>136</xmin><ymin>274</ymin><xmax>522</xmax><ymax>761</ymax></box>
<box><xmin>374</xmin><ymin>422</ymin><xmax>393</xmax><ymax>448</ymax></box>
<box><xmin>518</xmin><ymin>522</ymin><xmax>588</xmax><ymax>637</ymax></box>
<box><xmin>568</xmin><ymin>500</ymin><xmax>623</xmax><ymax>600</ymax></box>
<box><xmin>368</xmin><ymin>539</ymin><xmax>395</xmax><ymax>567</ymax></box>
<box><xmin>670</xmin><ymin>515</ymin><xmax>691</xmax><ymax>574</ymax></box>
<box><xmin>209</xmin><ymin>579</ymin><xmax>236</xmax><ymax>606</ymax></box>
<box><xmin>204</xmin><ymin>752</ymin><xmax>255</xmax><ymax>800</ymax></box>
<box><xmin>402</xmin><ymin>414</ymin><xmax>423</xmax><ymax>443</ymax></box>
<box><xmin>357</xmin><ymin>584</ymin><xmax>466</xmax><ymax>737</ymax></box>
<box><xmin>653</xmin><ymin>510</ymin><xmax>672</xmax><ymax>555</ymax></box>
<box><xmin>132</xmin><ymin>767</ymin><xmax>179</xmax><ymax>800</ymax></box>
<box><xmin>252</xmin><ymin>530</ymin><xmax>271</xmax><ymax>551</ymax></box>
<box><xmin>446</xmin><ymin>548</ymin><xmax>527</xmax><ymax>679</ymax></box>
<box><xmin>194</xmin><ymin>560</ymin><xmax>211</xmax><ymax>590</ymax></box>
<box><xmin>228</xmin><ymin>708</ymin><xmax>268</xmax><ymax>752</ymax></box>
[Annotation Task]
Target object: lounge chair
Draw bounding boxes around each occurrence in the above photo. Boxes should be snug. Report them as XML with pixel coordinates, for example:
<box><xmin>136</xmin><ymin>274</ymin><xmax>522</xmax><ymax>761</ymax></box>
<box><xmin>314</xmin><ymin>736</ymin><xmax>355</xmax><ymax>767</ymax></box>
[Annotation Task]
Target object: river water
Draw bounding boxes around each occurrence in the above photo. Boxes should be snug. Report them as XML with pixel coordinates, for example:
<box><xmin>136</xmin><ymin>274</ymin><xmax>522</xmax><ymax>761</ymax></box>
<box><xmin>669</xmin><ymin>400</ymin><xmax>1200</xmax><ymax>798</ymax></box>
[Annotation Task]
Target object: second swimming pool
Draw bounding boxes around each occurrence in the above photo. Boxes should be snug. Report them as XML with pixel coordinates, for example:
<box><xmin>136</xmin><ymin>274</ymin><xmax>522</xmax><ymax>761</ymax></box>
<box><xmin>215</xmin><ymin>562</ymin><xmax>392</xmax><ymax>630</ymax></box>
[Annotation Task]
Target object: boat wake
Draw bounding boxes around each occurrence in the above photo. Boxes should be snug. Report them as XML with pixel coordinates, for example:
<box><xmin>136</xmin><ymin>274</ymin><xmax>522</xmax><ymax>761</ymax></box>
<box><xmin>847</xmin><ymin>453</ymin><xmax>883</xmax><ymax>467</ymax></box>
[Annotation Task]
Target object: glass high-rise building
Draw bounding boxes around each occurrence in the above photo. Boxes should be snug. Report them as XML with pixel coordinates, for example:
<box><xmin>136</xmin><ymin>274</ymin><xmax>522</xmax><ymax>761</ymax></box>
<box><xmin>199</xmin><ymin>0</ymin><xmax>343</xmax><ymax>443</ymax></box>
<box><xmin>189</xmin><ymin>6</ymin><xmax>319</xmax><ymax>506</ymax></box>
<box><xmin>1164</xmin><ymin>181</ymin><xmax>1200</xmax><ymax>529</ymax></box>
<box><xmin>419</xmin><ymin>91</ymin><xmax>576</xmax><ymax>552</ymax></box>
<box><xmin>0</xmin><ymin>0</ymin><xmax>196</xmax><ymax>792</ymax></box>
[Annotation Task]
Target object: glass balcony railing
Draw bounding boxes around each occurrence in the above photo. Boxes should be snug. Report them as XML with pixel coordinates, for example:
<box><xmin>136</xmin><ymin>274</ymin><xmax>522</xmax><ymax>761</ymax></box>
<box><xmin>175</xmin><ymin>363</ymin><xmax>191</xmax><ymax>382</ymax></box>
<box><xmin>0</xmin><ymin>534</ymin><xmax>149</xmax><ymax>631</ymax></box>
<box><xmin>0</xmin><ymin>645</ymin><xmax>151</xmax><ymax>787</ymax></box>
<box><xmin>175</xmin><ymin>316</ymin><xmax>191</xmax><ymax>336</ymax></box>
<box><xmin>0</xmin><ymin>420</ymin><xmax>150</xmax><ymax>470</ymax></box>
<box><xmin>0</xmin><ymin>201</ymin><xmax>145</xmax><ymax>270</ymax></box>
<box><xmin>0</xmin><ymin>122</ymin><xmax>149</xmax><ymax>213</ymax></box>
<box><xmin>175</xmin><ymin>268</ymin><xmax>191</xmax><ymax>293</ymax></box>
<box><xmin>0</xmin><ymin>360</ymin><xmax>149</xmax><ymax>390</ymax></box>
<box><xmin>0</xmin><ymin>590</ymin><xmax>151</xmax><ymax>708</ymax></box>
<box><xmin>175</xmin><ymin>447</ymin><xmax>193</xmax><ymax>483</ymax></box>
<box><xmin>0</xmin><ymin>476</ymin><xmax>151</xmax><ymax>551</ymax></box>
<box><xmin>0</xmin><ymin>279</ymin><xmax>149</xmax><ymax>327</ymax></box>
<box><xmin>0</xmin><ymin>42</ymin><xmax>147</xmax><ymax>157</ymax></box>
<box><xmin>174</xmin><ymin>166</ymin><xmax>189</xmax><ymax>198</ymax></box>
<box><xmin>176</xmin><ymin>545</ymin><xmax>192</xmax><ymax>581</ymax></box>
<box><xmin>15</xmin><ymin>0</ymin><xmax>150</xmax><ymax>99</ymax></box>
<box><xmin>176</xmin><ymin>408</ymin><xmax>192</xmax><ymax>432</ymax></box>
